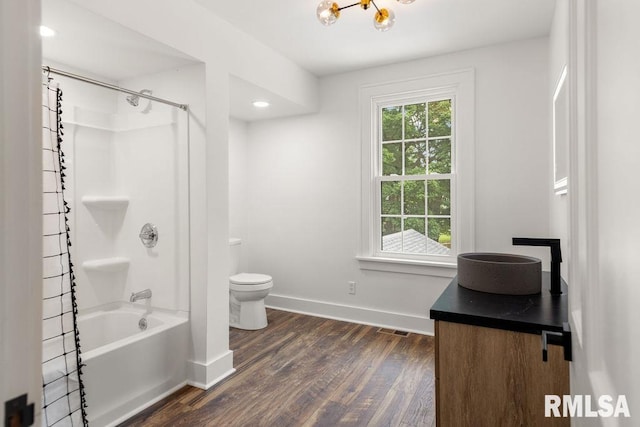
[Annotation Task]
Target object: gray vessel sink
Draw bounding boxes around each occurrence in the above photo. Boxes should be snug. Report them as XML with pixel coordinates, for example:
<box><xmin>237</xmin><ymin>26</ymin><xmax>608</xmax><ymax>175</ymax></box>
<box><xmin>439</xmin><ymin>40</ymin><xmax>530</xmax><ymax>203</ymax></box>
<box><xmin>457</xmin><ymin>253</ymin><xmax>542</xmax><ymax>295</ymax></box>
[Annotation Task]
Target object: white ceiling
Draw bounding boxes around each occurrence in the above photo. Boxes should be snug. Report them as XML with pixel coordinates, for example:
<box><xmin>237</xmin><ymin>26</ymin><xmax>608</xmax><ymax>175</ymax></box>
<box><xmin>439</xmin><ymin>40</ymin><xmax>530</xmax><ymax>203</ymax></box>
<box><xmin>42</xmin><ymin>0</ymin><xmax>198</xmax><ymax>81</ymax></box>
<box><xmin>194</xmin><ymin>0</ymin><xmax>556</xmax><ymax>77</ymax></box>
<box><xmin>41</xmin><ymin>0</ymin><xmax>556</xmax><ymax>121</ymax></box>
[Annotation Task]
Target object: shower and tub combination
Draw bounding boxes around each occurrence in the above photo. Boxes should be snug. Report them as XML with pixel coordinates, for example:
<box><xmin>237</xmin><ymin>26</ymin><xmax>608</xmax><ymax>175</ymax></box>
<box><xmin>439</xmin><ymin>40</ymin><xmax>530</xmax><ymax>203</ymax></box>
<box><xmin>42</xmin><ymin>65</ymin><xmax>192</xmax><ymax>426</ymax></box>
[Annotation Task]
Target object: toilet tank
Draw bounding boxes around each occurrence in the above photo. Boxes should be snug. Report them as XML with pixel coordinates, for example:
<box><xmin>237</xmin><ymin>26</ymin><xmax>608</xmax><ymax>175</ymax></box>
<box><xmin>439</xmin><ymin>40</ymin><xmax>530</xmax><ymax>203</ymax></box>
<box><xmin>229</xmin><ymin>238</ymin><xmax>242</xmax><ymax>276</ymax></box>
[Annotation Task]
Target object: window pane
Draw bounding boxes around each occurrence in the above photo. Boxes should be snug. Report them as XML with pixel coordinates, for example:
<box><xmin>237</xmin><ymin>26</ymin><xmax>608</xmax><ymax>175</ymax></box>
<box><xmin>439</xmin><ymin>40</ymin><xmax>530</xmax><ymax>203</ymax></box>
<box><xmin>404</xmin><ymin>103</ymin><xmax>426</xmax><ymax>139</ymax></box>
<box><xmin>403</xmin><ymin>218</ymin><xmax>427</xmax><ymax>254</ymax></box>
<box><xmin>405</xmin><ymin>217</ymin><xmax>426</xmax><ymax>235</ymax></box>
<box><xmin>428</xmin><ymin>99</ymin><xmax>452</xmax><ymax>137</ymax></box>
<box><xmin>427</xmin><ymin>218</ymin><xmax>451</xmax><ymax>255</ymax></box>
<box><xmin>405</xmin><ymin>141</ymin><xmax>427</xmax><ymax>175</ymax></box>
<box><xmin>428</xmin><ymin>138</ymin><xmax>451</xmax><ymax>174</ymax></box>
<box><xmin>382</xmin><ymin>143</ymin><xmax>402</xmax><ymax>175</ymax></box>
<box><xmin>404</xmin><ymin>180</ymin><xmax>425</xmax><ymax>215</ymax></box>
<box><xmin>382</xmin><ymin>106</ymin><xmax>402</xmax><ymax>141</ymax></box>
<box><xmin>427</xmin><ymin>180</ymin><xmax>450</xmax><ymax>215</ymax></box>
<box><xmin>381</xmin><ymin>217</ymin><xmax>401</xmax><ymax>252</ymax></box>
<box><xmin>381</xmin><ymin>181</ymin><xmax>401</xmax><ymax>215</ymax></box>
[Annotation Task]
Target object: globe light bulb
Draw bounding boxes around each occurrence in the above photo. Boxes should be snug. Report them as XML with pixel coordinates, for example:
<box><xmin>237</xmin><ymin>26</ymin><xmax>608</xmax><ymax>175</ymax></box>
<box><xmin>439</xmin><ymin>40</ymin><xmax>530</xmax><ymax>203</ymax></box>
<box><xmin>373</xmin><ymin>8</ymin><xmax>395</xmax><ymax>32</ymax></box>
<box><xmin>317</xmin><ymin>1</ymin><xmax>340</xmax><ymax>26</ymax></box>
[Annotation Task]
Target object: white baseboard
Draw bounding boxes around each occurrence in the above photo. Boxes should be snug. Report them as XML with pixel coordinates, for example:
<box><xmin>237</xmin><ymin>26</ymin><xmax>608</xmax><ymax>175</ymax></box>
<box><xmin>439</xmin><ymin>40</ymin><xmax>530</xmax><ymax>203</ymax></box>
<box><xmin>266</xmin><ymin>293</ymin><xmax>434</xmax><ymax>336</ymax></box>
<box><xmin>188</xmin><ymin>350</ymin><xmax>236</xmax><ymax>390</ymax></box>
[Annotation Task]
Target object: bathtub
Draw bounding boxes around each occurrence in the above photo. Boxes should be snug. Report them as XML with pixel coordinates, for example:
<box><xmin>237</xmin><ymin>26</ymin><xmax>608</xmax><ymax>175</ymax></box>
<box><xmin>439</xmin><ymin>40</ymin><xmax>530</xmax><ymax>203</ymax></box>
<box><xmin>78</xmin><ymin>303</ymin><xmax>189</xmax><ymax>427</ymax></box>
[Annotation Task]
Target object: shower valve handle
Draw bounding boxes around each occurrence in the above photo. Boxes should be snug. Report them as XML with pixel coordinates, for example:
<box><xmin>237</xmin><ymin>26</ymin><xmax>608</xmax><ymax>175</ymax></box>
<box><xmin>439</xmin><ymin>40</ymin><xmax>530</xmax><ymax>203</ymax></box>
<box><xmin>139</xmin><ymin>230</ymin><xmax>156</xmax><ymax>240</ymax></box>
<box><xmin>139</xmin><ymin>223</ymin><xmax>158</xmax><ymax>248</ymax></box>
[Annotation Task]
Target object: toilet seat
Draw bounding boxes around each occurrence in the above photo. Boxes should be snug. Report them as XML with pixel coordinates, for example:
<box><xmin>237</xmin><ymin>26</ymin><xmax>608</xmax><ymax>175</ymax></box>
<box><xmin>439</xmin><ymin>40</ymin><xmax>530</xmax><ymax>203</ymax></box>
<box><xmin>229</xmin><ymin>273</ymin><xmax>273</xmax><ymax>292</ymax></box>
<box><xmin>230</xmin><ymin>273</ymin><xmax>272</xmax><ymax>285</ymax></box>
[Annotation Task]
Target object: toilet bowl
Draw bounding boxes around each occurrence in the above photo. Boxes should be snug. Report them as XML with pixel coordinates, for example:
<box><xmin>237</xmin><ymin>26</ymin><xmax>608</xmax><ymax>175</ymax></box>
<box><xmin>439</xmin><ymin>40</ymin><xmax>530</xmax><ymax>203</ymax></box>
<box><xmin>228</xmin><ymin>238</ymin><xmax>273</xmax><ymax>330</ymax></box>
<box><xmin>229</xmin><ymin>273</ymin><xmax>273</xmax><ymax>330</ymax></box>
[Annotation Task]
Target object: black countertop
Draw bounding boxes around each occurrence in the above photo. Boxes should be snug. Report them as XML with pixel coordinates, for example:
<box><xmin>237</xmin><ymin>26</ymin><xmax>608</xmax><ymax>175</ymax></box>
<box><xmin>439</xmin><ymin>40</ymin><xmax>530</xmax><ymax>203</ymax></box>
<box><xmin>430</xmin><ymin>272</ymin><xmax>568</xmax><ymax>335</ymax></box>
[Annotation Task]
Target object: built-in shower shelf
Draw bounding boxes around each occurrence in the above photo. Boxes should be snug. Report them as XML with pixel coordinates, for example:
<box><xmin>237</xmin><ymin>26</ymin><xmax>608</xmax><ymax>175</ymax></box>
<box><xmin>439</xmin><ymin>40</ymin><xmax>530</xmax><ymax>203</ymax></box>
<box><xmin>82</xmin><ymin>196</ymin><xmax>129</xmax><ymax>210</ymax></box>
<box><xmin>82</xmin><ymin>257</ymin><xmax>130</xmax><ymax>273</ymax></box>
<box><xmin>62</xmin><ymin>106</ymin><xmax>175</xmax><ymax>132</ymax></box>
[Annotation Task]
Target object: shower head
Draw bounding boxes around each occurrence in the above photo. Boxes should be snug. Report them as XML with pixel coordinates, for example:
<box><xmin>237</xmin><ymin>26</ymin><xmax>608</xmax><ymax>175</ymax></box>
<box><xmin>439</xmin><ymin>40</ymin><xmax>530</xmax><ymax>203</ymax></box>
<box><xmin>126</xmin><ymin>94</ymin><xmax>140</xmax><ymax>107</ymax></box>
<box><xmin>126</xmin><ymin>89</ymin><xmax>153</xmax><ymax>107</ymax></box>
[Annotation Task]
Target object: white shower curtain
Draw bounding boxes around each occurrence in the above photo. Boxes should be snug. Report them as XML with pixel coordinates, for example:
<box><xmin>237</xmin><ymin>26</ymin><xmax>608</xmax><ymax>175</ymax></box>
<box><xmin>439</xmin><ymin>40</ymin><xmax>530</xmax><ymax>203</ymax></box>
<box><xmin>41</xmin><ymin>77</ymin><xmax>88</xmax><ymax>427</ymax></box>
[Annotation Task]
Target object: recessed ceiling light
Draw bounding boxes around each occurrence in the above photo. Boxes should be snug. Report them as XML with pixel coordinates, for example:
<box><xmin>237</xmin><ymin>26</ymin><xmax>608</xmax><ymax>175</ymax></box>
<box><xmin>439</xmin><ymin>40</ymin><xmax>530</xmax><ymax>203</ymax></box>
<box><xmin>252</xmin><ymin>101</ymin><xmax>270</xmax><ymax>108</ymax></box>
<box><xmin>40</xmin><ymin>26</ymin><xmax>56</xmax><ymax>37</ymax></box>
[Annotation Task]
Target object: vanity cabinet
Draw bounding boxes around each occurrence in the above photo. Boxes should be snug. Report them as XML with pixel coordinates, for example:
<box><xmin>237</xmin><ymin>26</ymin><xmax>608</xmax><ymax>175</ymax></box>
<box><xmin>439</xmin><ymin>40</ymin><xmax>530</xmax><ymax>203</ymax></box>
<box><xmin>435</xmin><ymin>320</ymin><xmax>569</xmax><ymax>427</ymax></box>
<box><xmin>430</xmin><ymin>274</ymin><xmax>571</xmax><ymax>427</ymax></box>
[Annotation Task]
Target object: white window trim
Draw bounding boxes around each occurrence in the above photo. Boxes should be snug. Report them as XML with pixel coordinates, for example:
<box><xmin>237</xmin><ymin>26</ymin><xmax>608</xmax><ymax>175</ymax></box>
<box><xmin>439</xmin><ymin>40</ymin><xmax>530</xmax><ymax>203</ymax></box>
<box><xmin>358</xmin><ymin>69</ymin><xmax>475</xmax><ymax>276</ymax></box>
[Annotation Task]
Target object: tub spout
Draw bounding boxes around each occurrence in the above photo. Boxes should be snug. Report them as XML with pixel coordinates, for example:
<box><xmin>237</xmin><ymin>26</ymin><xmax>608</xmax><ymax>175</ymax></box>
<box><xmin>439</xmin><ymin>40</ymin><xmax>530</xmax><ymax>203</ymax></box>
<box><xmin>130</xmin><ymin>289</ymin><xmax>152</xmax><ymax>302</ymax></box>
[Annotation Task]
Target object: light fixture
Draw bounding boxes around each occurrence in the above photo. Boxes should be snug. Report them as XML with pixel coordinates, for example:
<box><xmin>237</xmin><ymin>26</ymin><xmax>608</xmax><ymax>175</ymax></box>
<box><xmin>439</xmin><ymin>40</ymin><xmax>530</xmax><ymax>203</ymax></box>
<box><xmin>39</xmin><ymin>25</ymin><xmax>56</xmax><ymax>37</ymax></box>
<box><xmin>252</xmin><ymin>100</ymin><xmax>270</xmax><ymax>108</ymax></box>
<box><xmin>373</xmin><ymin>7</ymin><xmax>395</xmax><ymax>32</ymax></box>
<box><xmin>316</xmin><ymin>0</ymin><xmax>411</xmax><ymax>31</ymax></box>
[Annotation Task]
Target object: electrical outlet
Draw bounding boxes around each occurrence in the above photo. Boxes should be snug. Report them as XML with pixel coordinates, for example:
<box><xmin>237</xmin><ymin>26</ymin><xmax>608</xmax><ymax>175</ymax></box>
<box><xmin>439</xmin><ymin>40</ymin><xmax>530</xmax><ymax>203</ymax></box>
<box><xmin>348</xmin><ymin>281</ymin><xmax>356</xmax><ymax>295</ymax></box>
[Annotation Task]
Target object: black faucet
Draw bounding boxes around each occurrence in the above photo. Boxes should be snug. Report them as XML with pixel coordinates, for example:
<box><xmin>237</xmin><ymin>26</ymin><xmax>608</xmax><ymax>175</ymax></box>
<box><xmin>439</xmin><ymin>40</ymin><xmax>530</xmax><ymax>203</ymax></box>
<box><xmin>512</xmin><ymin>238</ymin><xmax>563</xmax><ymax>295</ymax></box>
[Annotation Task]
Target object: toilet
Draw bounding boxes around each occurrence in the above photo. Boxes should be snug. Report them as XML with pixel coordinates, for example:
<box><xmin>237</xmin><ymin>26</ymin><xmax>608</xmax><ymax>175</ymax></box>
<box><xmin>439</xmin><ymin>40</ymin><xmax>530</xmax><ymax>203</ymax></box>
<box><xmin>229</xmin><ymin>238</ymin><xmax>273</xmax><ymax>330</ymax></box>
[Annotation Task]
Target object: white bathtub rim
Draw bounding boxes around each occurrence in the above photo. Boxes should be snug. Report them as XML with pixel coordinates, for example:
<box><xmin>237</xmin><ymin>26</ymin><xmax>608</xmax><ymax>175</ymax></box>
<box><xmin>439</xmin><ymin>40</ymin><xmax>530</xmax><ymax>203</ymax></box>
<box><xmin>79</xmin><ymin>301</ymin><xmax>188</xmax><ymax>361</ymax></box>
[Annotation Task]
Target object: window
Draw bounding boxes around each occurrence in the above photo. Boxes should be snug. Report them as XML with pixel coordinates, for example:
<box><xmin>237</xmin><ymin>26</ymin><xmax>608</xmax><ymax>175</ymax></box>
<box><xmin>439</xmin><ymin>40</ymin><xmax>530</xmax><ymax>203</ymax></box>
<box><xmin>379</xmin><ymin>99</ymin><xmax>453</xmax><ymax>257</ymax></box>
<box><xmin>358</xmin><ymin>70</ymin><xmax>475</xmax><ymax>276</ymax></box>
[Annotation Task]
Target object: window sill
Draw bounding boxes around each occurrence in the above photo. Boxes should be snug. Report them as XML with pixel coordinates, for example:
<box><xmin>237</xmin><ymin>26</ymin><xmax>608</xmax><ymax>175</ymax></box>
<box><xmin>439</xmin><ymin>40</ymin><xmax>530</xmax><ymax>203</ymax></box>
<box><xmin>356</xmin><ymin>255</ymin><xmax>457</xmax><ymax>278</ymax></box>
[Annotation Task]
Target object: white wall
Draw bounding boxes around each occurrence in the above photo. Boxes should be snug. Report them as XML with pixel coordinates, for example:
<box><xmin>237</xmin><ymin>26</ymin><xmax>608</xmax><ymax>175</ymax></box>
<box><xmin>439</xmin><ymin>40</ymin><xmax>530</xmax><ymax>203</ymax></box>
<box><xmin>1</xmin><ymin>0</ymin><xmax>43</xmax><ymax>424</ymax></box>
<box><xmin>240</xmin><ymin>38</ymin><xmax>550</xmax><ymax>334</ymax></box>
<box><xmin>228</xmin><ymin>118</ymin><xmax>250</xmax><ymax>273</ymax></box>
<box><xmin>569</xmin><ymin>0</ymin><xmax>640</xmax><ymax>422</ymax></box>
<box><xmin>551</xmin><ymin>1</ymin><xmax>640</xmax><ymax>422</ymax></box>
<box><xmin>549</xmin><ymin>0</ymin><xmax>570</xmax><ymax>281</ymax></box>
<box><xmin>593</xmin><ymin>0</ymin><xmax>640</xmax><ymax>416</ymax></box>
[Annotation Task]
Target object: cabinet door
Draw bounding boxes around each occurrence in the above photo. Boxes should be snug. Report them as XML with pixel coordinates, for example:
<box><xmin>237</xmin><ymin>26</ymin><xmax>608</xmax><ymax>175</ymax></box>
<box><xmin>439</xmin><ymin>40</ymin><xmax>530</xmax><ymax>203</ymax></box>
<box><xmin>435</xmin><ymin>321</ymin><xmax>569</xmax><ymax>427</ymax></box>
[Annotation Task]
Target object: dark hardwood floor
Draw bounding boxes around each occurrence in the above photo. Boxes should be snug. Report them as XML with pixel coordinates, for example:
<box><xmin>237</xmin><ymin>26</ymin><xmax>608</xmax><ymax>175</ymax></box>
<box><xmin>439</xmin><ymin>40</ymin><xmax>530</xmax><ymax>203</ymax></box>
<box><xmin>121</xmin><ymin>309</ymin><xmax>436</xmax><ymax>427</ymax></box>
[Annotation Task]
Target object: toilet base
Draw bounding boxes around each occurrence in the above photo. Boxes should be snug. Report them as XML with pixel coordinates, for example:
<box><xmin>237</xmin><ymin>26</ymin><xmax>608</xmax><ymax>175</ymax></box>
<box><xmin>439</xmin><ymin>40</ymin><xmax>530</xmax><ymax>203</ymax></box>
<box><xmin>229</xmin><ymin>297</ymin><xmax>268</xmax><ymax>330</ymax></box>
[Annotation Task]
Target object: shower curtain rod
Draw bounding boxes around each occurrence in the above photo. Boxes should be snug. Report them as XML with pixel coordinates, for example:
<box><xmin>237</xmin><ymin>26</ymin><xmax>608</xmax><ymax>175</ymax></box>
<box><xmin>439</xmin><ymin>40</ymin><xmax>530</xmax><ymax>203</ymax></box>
<box><xmin>42</xmin><ymin>65</ymin><xmax>189</xmax><ymax>111</ymax></box>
